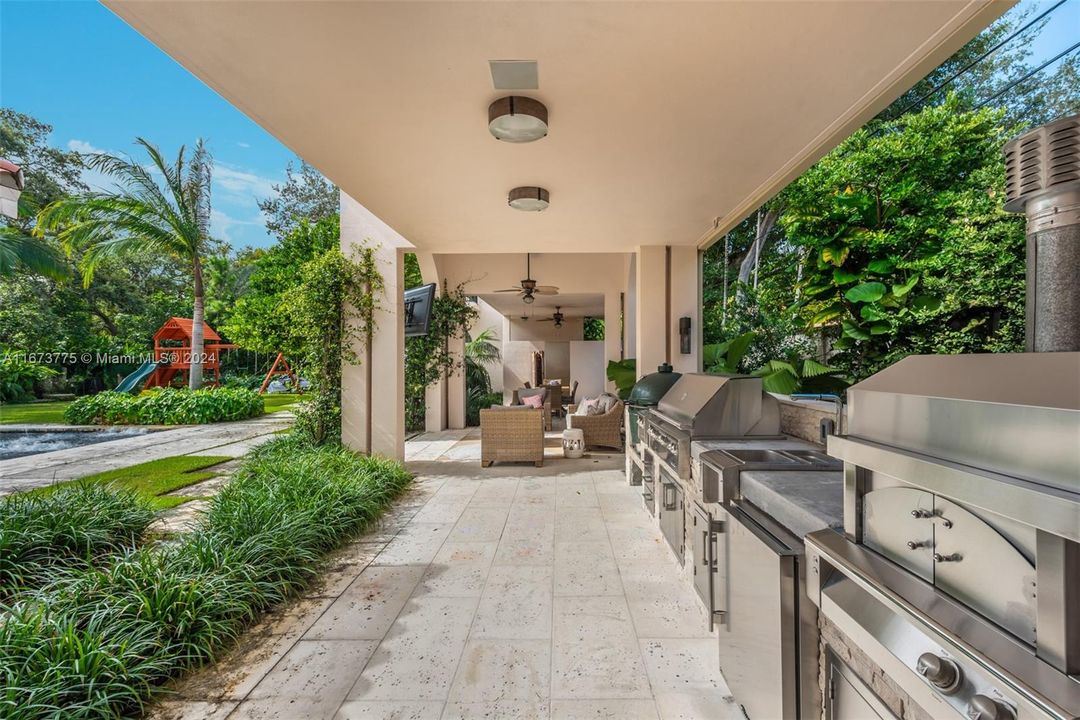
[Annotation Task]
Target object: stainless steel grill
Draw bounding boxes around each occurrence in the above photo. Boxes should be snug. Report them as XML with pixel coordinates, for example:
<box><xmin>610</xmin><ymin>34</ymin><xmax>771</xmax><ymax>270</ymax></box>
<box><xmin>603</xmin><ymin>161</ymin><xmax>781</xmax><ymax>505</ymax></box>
<box><xmin>646</xmin><ymin>373</ymin><xmax>781</xmax><ymax>480</ymax></box>
<box><xmin>806</xmin><ymin>352</ymin><xmax>1080</xmax><ymax>720</ymax></box>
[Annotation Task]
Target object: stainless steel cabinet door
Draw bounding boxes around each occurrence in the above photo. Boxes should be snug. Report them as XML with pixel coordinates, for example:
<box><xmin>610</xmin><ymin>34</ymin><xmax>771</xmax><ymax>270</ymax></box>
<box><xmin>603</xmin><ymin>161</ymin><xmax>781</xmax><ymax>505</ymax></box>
<box><xmin>719</xmin><ymin>508</ymin><xmax>797</xmax><ymax>720</ymax></box>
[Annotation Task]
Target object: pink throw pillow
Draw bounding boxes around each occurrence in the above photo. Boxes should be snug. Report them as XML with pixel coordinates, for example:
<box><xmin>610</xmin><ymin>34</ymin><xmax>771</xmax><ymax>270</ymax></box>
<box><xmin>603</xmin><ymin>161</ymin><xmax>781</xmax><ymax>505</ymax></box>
<box><xmin>522</xmin><ymin>394</ymin><xmax>544</xmax><ymax>409</ymax></box>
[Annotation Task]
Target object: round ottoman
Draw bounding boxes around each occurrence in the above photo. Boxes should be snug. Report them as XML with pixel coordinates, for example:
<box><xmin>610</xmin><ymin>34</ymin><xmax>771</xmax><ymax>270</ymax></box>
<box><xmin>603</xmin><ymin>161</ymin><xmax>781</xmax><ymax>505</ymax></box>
<box><xmin>562</xmin><ymin>428</ymin><xmax>585</xmax><ymax>459</ymax></box>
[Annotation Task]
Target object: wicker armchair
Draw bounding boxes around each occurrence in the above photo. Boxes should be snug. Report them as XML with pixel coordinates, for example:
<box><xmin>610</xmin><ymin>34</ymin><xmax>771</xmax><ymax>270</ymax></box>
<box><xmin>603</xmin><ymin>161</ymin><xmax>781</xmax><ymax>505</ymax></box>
<box><xmin>480</xmin><ymin>407</ymin><xmax>545</xmax><ymax>467</ymax></box>
<box><xmin>567</xmin><ymin>400</ymin><xmax>624</xmax><ymax>450</ymax></box>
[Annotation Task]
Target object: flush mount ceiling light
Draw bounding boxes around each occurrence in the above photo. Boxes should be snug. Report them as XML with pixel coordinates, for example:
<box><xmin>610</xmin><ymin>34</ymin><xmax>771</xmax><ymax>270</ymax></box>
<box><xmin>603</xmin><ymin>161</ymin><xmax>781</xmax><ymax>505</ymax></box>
<box><xmin>488</xmin><ymin>96</ymin><xmax>548</xmax><ymax>142</ymax></box>
<box><xmin>508</xmin><ymin>186</ymin><xmax>549</xmax><ymax>211</ymax></box>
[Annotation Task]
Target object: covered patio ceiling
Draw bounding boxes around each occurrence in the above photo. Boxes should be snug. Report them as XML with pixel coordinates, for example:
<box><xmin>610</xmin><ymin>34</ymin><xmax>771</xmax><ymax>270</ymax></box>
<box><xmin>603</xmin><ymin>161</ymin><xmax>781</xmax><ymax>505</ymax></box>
<box><xmin>107</xmin><ymin>1</ymin><xmax>1008</xmax><ymax>254</ymax></box>
<box><xmin>479</xmin><ymin>293</ymin><xmax>605</xmax><ymax>319</ymax></box>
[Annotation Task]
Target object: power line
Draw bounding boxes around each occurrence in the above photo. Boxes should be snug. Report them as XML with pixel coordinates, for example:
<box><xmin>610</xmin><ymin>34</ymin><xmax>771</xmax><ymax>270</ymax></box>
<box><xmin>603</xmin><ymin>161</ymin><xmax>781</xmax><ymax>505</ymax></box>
<box><xmin>892</xmin><ymin>0</ymin><xmax>1070</xmax><ymax>117</ymax></box>
<box><xmin>974</xmin><ymin>39</ymin><xmax>1080</xmax><ymax>110</ymax></box>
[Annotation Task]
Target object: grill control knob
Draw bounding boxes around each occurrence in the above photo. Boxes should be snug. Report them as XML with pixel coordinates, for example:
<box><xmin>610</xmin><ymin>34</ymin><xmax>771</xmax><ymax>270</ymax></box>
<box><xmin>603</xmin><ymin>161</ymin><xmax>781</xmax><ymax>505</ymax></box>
<box><xmin>967</xmin><ymin>695</ymin><xmax>1016</xmax><ymax>720</ymax></box>
<box><xmin>915</xmin><ymin>653</ymin><xmax>961</xmax><ymax>693</ymax></box>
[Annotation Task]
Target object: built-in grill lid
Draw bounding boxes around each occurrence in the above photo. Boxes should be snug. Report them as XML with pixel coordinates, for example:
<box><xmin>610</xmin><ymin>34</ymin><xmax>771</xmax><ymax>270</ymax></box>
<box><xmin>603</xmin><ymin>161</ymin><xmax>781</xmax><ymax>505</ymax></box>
<box><xmin>655</xmin><ymin>373</ymin><xmax>779</xmax><ymax>437</ymax></box>
<box><xmin>846</xmin><ymin>352</ymin><xmax>1080</xmax><ymax>493</ymax></box>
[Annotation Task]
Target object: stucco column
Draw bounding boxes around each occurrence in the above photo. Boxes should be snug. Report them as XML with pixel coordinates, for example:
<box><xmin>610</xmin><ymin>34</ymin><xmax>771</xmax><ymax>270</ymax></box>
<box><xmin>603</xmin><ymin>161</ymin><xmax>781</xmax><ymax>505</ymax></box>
<box><xmin>635</xmin><ymin>245</ymin><xmax>668</xmax><ymax>380</ymax></box>
<box><xmin>416</xmin><ymin>253</ymin><xmax>448</xmax><ymax>432</ymax></box>
<box><xmin>447</xmin><ymin>334</ymin><xmax>466</xmax><ymax>429</ymax></box>
<box><xmin>604</xmin><ymin>291</ymin><xmax>623</xmax><ymax>392</ymax></box>
<box><xmin>340</xmin><ymin>191</ymin><xmax>408</xmax><ymax>460</ymax></box>
<box><xmin>668</xmin><ymin>245</ymin><xmax>702</xmax><ymax>374</ymax></box>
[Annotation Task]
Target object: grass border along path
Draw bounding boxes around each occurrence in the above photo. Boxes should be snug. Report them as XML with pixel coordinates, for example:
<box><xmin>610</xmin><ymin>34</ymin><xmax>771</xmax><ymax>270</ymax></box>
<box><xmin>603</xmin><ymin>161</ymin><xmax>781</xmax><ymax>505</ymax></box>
<box><xmin>34</xmin><ymin>455</ymin><xmax>233</xmax><ymax>510</ymax></box>
<box><xmin>0</xmin><ymin>435</ymin><xmax>412</xmax><ymax>719</ymax></box>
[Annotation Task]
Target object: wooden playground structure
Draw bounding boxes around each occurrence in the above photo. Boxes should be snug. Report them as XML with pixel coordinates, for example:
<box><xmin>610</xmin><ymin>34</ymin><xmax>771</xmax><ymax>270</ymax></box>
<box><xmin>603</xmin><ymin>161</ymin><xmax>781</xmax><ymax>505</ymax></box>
<box><xmin>144</xmin><ymin>317</ymin><xmax>237</xmax><ymax>388</ymax></box>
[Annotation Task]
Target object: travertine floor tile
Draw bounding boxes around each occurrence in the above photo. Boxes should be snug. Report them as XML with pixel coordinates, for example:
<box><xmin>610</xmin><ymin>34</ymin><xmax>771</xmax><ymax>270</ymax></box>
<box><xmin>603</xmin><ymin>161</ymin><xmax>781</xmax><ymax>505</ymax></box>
<box><xmin>347</xmin><ymin>596</ymin><xmax>479</xmax><ymax>701</ymax></box>
<box><xmin>551</xmin><ymin>596</ymin><xmax>651</xmax><ymax>700</ymax></box>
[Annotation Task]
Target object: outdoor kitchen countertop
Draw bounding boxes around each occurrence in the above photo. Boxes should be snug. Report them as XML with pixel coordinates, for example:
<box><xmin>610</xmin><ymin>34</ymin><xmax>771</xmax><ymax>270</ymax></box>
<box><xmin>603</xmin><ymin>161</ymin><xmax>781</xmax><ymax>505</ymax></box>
<box><xmin>739</xmin><ymin>469</ymin><xmax>843</xmax><ymax>538</ymax></box>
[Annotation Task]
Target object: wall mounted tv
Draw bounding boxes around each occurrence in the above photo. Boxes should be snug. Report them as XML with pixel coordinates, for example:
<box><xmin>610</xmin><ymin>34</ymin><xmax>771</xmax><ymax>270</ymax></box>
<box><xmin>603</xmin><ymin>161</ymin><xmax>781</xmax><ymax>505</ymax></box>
<box><xmin>404</xmin><ymin>283</ymin><xmax>437</xmax><ymax>337</ymax></box>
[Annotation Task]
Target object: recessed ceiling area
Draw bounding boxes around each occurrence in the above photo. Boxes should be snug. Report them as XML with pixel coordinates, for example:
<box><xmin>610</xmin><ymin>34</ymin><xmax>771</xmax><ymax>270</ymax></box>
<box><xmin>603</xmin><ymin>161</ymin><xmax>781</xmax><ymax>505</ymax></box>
<box><xmin>106</xmin><ymin>1</ymin><xmax>1008</xmax><ymax>253</ymax></box>
<box><xmin>479</xmin><ymin>293</ymin><xmax>604</xmax><ymax>319</ymax></box>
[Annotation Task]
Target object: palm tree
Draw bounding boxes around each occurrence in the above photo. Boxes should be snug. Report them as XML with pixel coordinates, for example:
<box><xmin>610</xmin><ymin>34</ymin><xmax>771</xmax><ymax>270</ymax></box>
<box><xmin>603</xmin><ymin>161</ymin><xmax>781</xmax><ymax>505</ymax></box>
<box><xmin>464</xmin><ymin>327</ymin><xmax>501</xmax><ymax>394</ymax></box>
<box><xmin>37</xmin><ymin>138</ymin><xmax>214</xmax><ymax>389</ymax></box>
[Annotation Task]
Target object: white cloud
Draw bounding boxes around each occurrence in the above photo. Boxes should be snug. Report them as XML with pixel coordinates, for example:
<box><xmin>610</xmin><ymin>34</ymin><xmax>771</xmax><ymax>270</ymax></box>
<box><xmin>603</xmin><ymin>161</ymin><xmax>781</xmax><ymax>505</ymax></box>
<box><xmin>67</xmin><ymin>139</ymin><xmax>106</xmax><ymax>155</ymax></box>
<box><xmin>237</xmin><ymin>142</ymin><xmax>251</xmax><ymax>149</ymax></box>
<box><xmin>66</xmin><ymin>139</ymin><xmax>116</xmax><ymax>192</ymax></box>
<box><xmin>214</xmin><ymin>163</ymin><xmax>278</xmax><ymax>200</ymax></box>
<box><xmin>210</xmin><ymin>207</ymin><xmax>263</xmax><ymax>245</ymax></box>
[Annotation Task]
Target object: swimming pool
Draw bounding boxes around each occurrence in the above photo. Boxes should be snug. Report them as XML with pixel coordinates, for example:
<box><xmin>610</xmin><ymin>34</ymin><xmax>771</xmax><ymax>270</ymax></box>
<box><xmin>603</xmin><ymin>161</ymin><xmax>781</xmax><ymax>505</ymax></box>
<box><xmin>0</xmin><ymin>428</ymin><xmax>151</xmax><ymax>460</ymax></box>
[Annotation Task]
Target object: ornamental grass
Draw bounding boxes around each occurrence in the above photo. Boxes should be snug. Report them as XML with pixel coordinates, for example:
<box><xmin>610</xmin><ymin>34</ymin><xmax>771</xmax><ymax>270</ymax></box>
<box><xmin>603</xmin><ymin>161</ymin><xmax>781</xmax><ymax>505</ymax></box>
<box><xmin>0</xmin><ymin>436</ymin><xmax>411</xmax><ymax>719</ymax></box>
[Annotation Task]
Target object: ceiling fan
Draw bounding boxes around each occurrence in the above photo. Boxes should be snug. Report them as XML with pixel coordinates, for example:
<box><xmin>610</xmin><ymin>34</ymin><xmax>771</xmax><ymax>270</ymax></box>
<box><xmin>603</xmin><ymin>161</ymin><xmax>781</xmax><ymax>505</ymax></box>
<box><xmin>537</xmin><ymin>306</ymin><xmax>565</xmax><ymax>328</ymax></box>
<box><xmin>494</xmin><ymin>253</ymin><xmax>558</xmax><ymax>304</ymax></box>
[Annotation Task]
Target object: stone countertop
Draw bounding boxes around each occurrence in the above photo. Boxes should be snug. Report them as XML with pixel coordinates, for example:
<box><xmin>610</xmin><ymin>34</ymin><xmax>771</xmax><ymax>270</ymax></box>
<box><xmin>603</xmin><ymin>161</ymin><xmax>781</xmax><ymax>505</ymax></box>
<box><xmin>739</xmin><ymin>469</ymin><xmax>843</xmax><ymax>538</ymax></box>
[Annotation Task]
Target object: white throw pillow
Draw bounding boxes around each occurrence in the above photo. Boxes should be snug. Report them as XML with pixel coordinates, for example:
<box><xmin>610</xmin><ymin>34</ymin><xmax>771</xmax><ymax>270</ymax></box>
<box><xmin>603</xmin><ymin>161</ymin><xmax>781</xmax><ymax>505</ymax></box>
<box><xmin>576</xmin><ymin>398</ymin><xmax>598</xmax><ymax>416</ymax></box>
<box><xmin>596</xmin><ymin>393</ymin><xmax>618</xmax><ymax>414</ymax></box>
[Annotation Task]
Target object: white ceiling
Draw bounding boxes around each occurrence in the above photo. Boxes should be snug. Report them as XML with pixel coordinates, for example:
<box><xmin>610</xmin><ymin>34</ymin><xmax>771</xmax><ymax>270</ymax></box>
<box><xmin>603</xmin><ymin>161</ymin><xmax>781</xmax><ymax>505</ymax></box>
<box><xmin>107</xmin><ymin>1</ymin><xmax>1008</xmax><ymax>253</ymax></box>
<box><xmin>479</xmin><ymin>292</ymin><xmax>605</xmax><ymax>318</ymax></box>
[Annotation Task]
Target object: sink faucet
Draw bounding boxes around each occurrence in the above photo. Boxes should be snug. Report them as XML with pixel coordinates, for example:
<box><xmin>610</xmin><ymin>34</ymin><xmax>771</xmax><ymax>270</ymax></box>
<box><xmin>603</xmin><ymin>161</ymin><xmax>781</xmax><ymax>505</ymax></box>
<box><xmin>790</xmin><ymin>393</ymin><xmax>844</xmax><ymax>441</ymax></box>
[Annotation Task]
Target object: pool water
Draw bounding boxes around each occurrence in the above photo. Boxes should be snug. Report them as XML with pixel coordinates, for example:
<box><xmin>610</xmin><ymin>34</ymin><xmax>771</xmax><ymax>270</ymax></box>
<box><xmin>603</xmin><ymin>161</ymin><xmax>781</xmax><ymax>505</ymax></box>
<box><xmin>0</xmin><ymin>428</ymin><xmax>150</xmax><ymax>460</ymax></box>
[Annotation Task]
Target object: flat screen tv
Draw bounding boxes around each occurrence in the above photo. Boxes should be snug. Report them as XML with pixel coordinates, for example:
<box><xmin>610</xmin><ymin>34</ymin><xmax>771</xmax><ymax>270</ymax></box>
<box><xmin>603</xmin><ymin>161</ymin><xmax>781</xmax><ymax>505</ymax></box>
<box><xmin>404</xmin><ymin>283</ymin><xmax>437</xmax><ymax>337</ymax></box>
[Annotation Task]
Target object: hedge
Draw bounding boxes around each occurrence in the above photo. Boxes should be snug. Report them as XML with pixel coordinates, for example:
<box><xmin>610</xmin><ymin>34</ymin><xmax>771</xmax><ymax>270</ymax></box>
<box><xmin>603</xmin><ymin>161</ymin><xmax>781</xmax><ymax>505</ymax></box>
<box><xmin>63</xmin><ymin>387</ymin><xmax>264</xmax><ymax>425</ymax></box>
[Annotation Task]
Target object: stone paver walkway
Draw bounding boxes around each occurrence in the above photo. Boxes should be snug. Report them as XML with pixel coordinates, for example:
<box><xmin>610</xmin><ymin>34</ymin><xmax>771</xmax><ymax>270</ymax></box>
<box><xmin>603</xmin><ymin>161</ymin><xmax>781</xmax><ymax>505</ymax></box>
<box><xmin>151</xmin><ymin>431</ymin><xmax>738</xmax><ymax>720</ymax></box>
<box><xmin>0</xmin><ymin>413</ymin><xmax>293</xmax><ymax>495</ymax></box>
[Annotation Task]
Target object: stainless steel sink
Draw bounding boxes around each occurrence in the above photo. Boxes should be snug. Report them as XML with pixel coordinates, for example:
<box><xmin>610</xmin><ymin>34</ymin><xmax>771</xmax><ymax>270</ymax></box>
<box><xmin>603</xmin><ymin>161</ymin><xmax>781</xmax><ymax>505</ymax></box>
<box><xmin>723</xmin><ymin>449</ymin><xmax>806</xmax><ymax>464</ymax></box>
<box><xmin>784</xmin><ymin>449</ymin><xmax>837</xmax><ymax>466</ymax></box>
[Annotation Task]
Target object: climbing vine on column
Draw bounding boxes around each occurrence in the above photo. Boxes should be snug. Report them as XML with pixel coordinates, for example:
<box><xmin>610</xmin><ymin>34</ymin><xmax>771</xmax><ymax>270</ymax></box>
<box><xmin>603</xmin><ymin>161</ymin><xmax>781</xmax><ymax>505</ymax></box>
<box><xmin>286</xmin><ymin>245</ymin><xmax>383</xmax><ymax>445</ymax></box>
<box><xmin>404</xmin><ymin>281</ymin><xmax>476</xmax><ymax>432</ymax></box>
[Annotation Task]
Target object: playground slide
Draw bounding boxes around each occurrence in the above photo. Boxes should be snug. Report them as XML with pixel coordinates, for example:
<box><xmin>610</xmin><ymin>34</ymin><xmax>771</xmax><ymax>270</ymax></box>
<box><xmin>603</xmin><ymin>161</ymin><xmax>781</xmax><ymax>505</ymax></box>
<box><xmin>115</xmin><ymin>360</ymin><xmax>162</xmax><ymax>393</ymax></box>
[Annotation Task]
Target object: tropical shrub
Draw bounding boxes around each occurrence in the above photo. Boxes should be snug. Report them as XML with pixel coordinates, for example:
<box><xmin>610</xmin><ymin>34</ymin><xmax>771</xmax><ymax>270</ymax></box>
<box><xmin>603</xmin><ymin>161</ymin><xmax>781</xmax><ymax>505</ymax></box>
<box><xmin>0</xmin><ymin>484</ymin><xmax>154</xmax><ymax>600</ymax></box>
<box><xmin>63</xmin><ymin>387</ymin><xmax>263</xmax><ymax>425</ymax></box>
<box><xmin>0</xmin><ymin>436</ymin><xmax>411</xmax><ymax>719</ymax></box>
<box><xmin>466</xmin><ymin>390</ymin><xmax>503</xmax><ymax>426</ymax></box>
<box><xmin>606</xmin><ymin>359</ymin><xmax>637</xmax><ymax>400</ymax></box>
<box><xmin>753</xmin><ymin>356</ymin><xmax>851</xmax><ymax>395</ymax></box>
<box><xmin>703</xmin><ymin>331</ymin><xmax>756</xmax><ymax>374</ymax></box>
<box><xmin>220</xmin><ymin>372</ymin><xmax>266</xmax><ymax>391</ymax></box>
<box><xmin>779</xmin><ymin>97</ymin><xmax>1025</xmax><ymax>378</ymax></box>
<box><xmin>0</xmin><ymin>353</ymin><xmax>58</xmax><ymax>402</ymax></box>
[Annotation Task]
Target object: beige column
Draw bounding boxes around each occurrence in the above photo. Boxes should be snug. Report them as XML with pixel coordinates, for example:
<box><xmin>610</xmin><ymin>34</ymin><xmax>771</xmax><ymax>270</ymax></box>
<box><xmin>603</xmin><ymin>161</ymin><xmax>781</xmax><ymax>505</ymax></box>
<box><xmin>447</xmin><ymin>334</ymin><xmax>466</xmax><ymax>429</ymax></box>
<box><xmin>340</xmin><ymin>191</ymin><xmax>409</xmax><ymax>460</ymax></box>
<box><xmin>416</xmin><ymin>253</ymin><xmax>448</xmax><ymax>432</ymax></box>
<box><xmin>668</xmin><ymin>245</ymin><xmax>702</xmax><ymax>374</ymax></box>
<box><xmin>634</xmin><ymin>245</ymin><xmax>668</xmax><ymax>380</ymax></box>
<box><xmin>603</xmin><ymin>291</ymin><xmax>623</xmax><ymax>393</ymax></box>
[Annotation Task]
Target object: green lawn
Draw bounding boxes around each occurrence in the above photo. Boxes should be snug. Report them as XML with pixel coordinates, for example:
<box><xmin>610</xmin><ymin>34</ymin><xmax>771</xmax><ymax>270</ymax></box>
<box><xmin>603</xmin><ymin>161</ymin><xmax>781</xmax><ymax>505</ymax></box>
<box><xmin>34</xmin><ymin>455</ymin><xmax>232</xmax><ymax>510</ymax></box>
<box><xmin>1</xmin><ymin>393</ymin><xmax>308</xmax><ymax>424</ymax></box>
<box><xmin>0</xmin><ymin>401</ymin><xmax>70</xmax><ymax>424</ymax></box>
<box><xmin>263</xmin><ymin>393</ymin><xmax>309</xmax><ymax>412</ymax></box>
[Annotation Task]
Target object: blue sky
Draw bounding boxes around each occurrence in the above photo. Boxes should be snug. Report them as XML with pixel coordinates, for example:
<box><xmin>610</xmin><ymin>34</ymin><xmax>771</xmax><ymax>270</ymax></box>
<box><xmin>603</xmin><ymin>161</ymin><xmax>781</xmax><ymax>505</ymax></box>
<box><xmin>1</xmin><ymin>0</ymin><xmax>1077</xmax><ymax>251</ymax></box>
<box><xmin>0</xmin><ymin>0</ymin><xmax>295</xmax><ymax>249</ymax></box>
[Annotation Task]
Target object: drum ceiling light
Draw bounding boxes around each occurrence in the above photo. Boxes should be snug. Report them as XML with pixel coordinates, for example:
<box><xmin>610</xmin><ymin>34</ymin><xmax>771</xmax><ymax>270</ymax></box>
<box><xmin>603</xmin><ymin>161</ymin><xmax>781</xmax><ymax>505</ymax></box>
<box><xmin>508</xmin><ymin>186</ymin><xmax>550</xmax><ymax>212</ymax></box>
<box><xmin>488</xmin><ymin>96</ymin><xmax>548</xmax><ymax>143</ymax></box>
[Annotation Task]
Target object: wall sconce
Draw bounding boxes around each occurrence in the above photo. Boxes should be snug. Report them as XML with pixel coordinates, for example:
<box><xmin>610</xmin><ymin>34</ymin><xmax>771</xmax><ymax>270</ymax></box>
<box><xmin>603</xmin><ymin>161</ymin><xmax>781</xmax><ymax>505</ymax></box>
<box><xmin>679</xmin><ymin>317</ymin><xmax>691</xmax><ymax>354</ymax></box>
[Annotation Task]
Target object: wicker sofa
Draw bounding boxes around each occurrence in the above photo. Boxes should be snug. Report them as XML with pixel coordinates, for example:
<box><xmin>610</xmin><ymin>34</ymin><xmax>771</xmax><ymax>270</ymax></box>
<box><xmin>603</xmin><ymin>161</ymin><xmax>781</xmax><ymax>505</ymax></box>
<box><xmin>567</xmin><ymin>399</ymin><xmax>624</xmax><ymax>450</ymax></box>
<box><xmin>480</xmin><ymin>407</ymin><xmax>545</xmax><ymax>467</ymax></box>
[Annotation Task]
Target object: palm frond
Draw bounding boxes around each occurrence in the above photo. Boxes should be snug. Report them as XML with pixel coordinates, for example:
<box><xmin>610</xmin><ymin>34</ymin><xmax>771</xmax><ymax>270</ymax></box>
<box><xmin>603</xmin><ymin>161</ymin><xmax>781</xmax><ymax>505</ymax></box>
<box><xmin>34</xmin><ymin>138</ymin><xmax>213</xmax><ymax>286</ymax></box>
<box><xmin>0</xmin><ymin>227</ymin><xmax>69</xmax><ymax>280</ymax></box>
